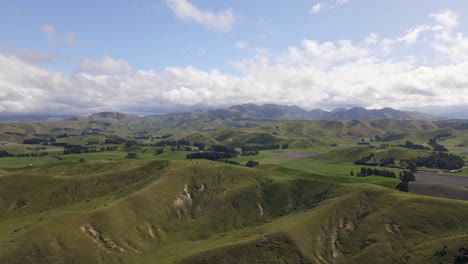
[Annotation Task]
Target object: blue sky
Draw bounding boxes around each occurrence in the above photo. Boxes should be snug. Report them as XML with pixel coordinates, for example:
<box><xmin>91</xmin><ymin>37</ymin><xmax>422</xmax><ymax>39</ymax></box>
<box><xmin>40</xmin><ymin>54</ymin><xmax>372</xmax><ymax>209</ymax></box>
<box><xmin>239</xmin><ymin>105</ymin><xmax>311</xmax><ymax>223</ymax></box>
<box><xmin>1</xmin><ymin>0</ymin><xmax>468</xmax><ymax>115</ymax></box>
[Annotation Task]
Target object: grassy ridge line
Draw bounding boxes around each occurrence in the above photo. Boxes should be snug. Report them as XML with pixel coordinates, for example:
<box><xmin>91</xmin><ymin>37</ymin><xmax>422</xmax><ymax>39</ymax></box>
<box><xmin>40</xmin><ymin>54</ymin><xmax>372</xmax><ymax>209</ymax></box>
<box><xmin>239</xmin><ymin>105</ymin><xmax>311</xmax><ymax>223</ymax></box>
<box><xmin>2</xmin><ymin>159</ymin><xmax>468</xmax><ymax>263</ymax></box>
<box><xmin>0</xmin><ymin>160</ymin><xmax>337</xmax><ymax>263</ymax></box>
<box><xmin>0</xmin><ymin>118</ymin><xmax>452</xmax><ymax>149</ymax></box>
<box><xmin>0</xmin><ymin>160</ymin><xmax>260</xmax><ymax>262</ymax></box>
<box><xmin>0</xmin><ymin>160</ymin><xmax>168</xmax><ymax>219</ymax></box>
<box><xmin>0</xmin><ymin>160</ymin><xmax>174</xmax><ymax>263</ymax></box>
<box><xmin>176</xmin><ymin>184</ymin><xmax>468</xmax><ymax>264</ymax></box>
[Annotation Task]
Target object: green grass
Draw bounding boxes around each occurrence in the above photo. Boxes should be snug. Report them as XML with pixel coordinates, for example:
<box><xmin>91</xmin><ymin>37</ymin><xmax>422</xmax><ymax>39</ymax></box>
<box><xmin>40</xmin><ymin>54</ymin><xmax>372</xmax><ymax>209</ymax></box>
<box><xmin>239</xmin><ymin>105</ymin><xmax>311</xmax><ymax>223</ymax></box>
<box><xmin>1</xmin><ymin>156</ymin><xmax>468</xmax><ymax>263</ymax></box>
<box><xmin>3</xmin><ymin>118</ymin><xmax>468</xmax><ymax>263</ymax></box>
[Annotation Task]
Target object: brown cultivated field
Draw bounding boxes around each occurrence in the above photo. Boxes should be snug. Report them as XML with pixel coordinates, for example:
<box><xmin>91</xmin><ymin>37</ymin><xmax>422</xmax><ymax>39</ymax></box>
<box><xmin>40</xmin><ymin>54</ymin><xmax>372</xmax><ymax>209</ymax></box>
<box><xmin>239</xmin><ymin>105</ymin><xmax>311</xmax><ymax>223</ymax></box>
<box><xmin>415</xmin><ymin>171</ymin><xmax>468</xmax><ymax>186</ymax></box>
<box><xmin>410</xmin><ymin>171</ymin><xmax>468</xmax><ymax>201</ymax></box>
<box><xmin>410</xmin><ymin>182</ymin><xmax>468</xmax><ymax>201</ymax></box>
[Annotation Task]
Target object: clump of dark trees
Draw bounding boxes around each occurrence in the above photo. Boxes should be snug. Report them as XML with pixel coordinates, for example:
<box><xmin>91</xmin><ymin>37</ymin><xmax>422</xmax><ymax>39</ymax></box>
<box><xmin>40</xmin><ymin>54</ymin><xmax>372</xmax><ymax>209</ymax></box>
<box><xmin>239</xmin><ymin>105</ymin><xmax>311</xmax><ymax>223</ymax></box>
<box><xmin>453</xmin><ymin>246</ymin><xmax>468</xmax><ymax>264</ymax></box>
<box><xmin>246</xmin><ymin>160</ymin><xmax>260</xmax><ymax>167</ymax></box>
<box><xmin>375</xmin><ymin>133</ymin><xmax>406</xmax><ymax>142</ymax></box>
<box><xmin>186</xmin><ymin>145</ymin><xmax>238</xmax><ymax>160</ymax></box>
<box><xmin>0</xmin><ymin>150</ymin><xmax>63</xmax><ymax>158</ymax></box>
<box><xmin>124</xmin><ymin>153</ymin><xmax>139</xmax><ymax>159</ymax></box>
<box><xmin>354</xmin><ymin>153</ymin><xmax>382</xmax><ymax>166</ymax></box>
<box><xmin>355</xmin><ymin>167</ymin><xmax>396</xmax><ymax>178</ymax></box>
<box><xmin>409</xmin><ymin>152</ymin><xmax>464</xmax><ymax>170</ymax></box>
<box><xmin>0</xmin><ymin>150</ymin><xmax>10</xmax><ymax>157</ymax></box>
<box><xmin>154</xmin><ymin>148</ymin><xmax>164</xmax><ymax>155</ymax></box>
<box><xmin>428</xmin><ymin>137</ymin><xmax>448</xmax><ymax>152</ymax></box>
<box><xmin>351</xmin><ymin>166</ymin><xmax>415</xmax><ymax>192</ymax></box>
<box><xmin>186</xmin><ymin>151</ymin><xmax>237</xmax><ymax>160</ymax></box>
<box><xmin>395</xmin><ymin>170</ymin><xmax>416</xmax><ymax>192</ymax></box>
<box><xmin>354</xmin><ymin>153</ymin><xmax>377</xmax><ymax>166</ymax></box>
<box><xmin>355</xmin><ymin>150</ymin><xmax>464</xmax><ymax>171</ymax></box>
<box><xmin>185</xmin><ymin>145</ymin><xmax>260</xmax><ymax>168</ymax></box>
<box><xmin>240</xmin><ymin>146</ymin><xmax>259</xmax><ymax>156</ymax></box>
<box><xmin>354</xmin><ymin>153</ymin><xmax>398</xmax><ymax>167</ymax></box>
<box><xmin>357</xmin><ymin>138</ymin><xmax>371</xmax><ymax>145</ymax></box>
<box><xmin>398</xmin><ymin>141</ymin><xmax>430</xmax><ymax>150</ymax></box>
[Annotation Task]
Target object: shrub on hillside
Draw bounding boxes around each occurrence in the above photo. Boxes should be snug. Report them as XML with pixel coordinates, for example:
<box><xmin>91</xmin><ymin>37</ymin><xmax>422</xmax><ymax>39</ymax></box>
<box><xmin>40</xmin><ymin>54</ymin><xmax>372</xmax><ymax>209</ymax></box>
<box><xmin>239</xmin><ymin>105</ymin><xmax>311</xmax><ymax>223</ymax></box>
<box><xmin>124</xmin><ymin>153</ymin><xmax>139</xmax><ymax>159</ymax></box>
<box><xmin>246</xmin><ymin>160</ymin><xmax>260</xmax><ymax>167</ymax></box>
<box><xmin>0</xmin><ymin>150</ymin><xmax>8</xmax><ymax>157</ymax></box>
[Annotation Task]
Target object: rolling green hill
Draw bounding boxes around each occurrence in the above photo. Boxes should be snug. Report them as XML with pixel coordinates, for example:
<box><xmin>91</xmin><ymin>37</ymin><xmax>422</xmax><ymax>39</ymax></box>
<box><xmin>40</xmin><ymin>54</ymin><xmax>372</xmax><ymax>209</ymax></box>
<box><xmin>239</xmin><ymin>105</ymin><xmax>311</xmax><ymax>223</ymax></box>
<box><xmin>1</xmin><ymin>110</ymin><xmax>468</xmax><ymax>263</ymax></box>
<box><xmin>1</xmin><ymin>160</ymin><xmax>468</xmax><ymax>263</ymax></box>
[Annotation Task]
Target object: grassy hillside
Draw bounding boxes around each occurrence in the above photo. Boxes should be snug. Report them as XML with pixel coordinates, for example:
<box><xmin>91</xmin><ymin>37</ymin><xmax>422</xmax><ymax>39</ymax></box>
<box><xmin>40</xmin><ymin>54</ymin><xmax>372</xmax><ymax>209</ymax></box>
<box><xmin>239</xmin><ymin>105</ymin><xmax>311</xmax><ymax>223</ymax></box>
<box><xmin>0</xmin><ymin>159</ymin><xmax>468</xmax><ymax>263</ymax></box>
<box><xmin>0</xmin><ymin>115</ymin><xmax>455</xmax><ymax>148</ymax></box>
<box><xmin>2</xmin><ymin>115</ymin><xmax>468</xmax><ymax>263</ymax></box>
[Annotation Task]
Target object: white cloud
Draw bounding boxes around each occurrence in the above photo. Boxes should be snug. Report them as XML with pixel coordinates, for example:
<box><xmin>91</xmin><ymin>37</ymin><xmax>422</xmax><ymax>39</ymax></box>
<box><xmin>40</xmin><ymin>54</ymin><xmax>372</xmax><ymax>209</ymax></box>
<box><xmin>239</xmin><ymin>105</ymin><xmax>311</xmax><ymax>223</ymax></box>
<box><xmin>3</xmin><ymin>9</ymin><xmax>468</xmax><ymax>115</ymax></box>
<box><xmin>399</xmin><ymin>25</ymin><xmax>431</xmax><ymax>44</ymax></box>
<box><xmin>364</xmin><ymin>33</ymin><xmax>379</xmax><ymax>46</ymax></box>
<box><xmin>425</xmin><ymin>9</ymin><xmax>468</xmax><ymax>62</ymax></box>
<box><xmin>166</xmin><ymin>0</ymin><xmax>234</xmax><ymax>32</ymax></box>
<box><xmin>432</xmin><ymin>33</ymin><xmax>468</xmax><ymax>62</ymax></box>
<box><xmin>234</xmin><ymin>41</ymin><xmax>248</xmax><ymax>50</ymax></box>
<box><xmin>394</xmin><ymin>10</ymin><xmax>459</xmax><ymax>46</ymax></box>
<box><xmin>310</xmin><ymin>0</ymin><xmax>350</xmax><ymax>14</ymax></box>
<box><xmin>299</xmin><ymin>39</ymin><xmax>369</xmax><ymax>67</ymax></box>
<box><xmin>78</xmin><ymin>56</ymin><xmax>133</xmax><ymax>75</ymax></box>
<box><xmin>310</xmin><ymin>3</ymin><xmax>322</xmax><ymax>14</ymax></box>
<box><xmin>430</xmin><ymin>9</ymin><xmax>458</xmax><ymax>30</ymax></box>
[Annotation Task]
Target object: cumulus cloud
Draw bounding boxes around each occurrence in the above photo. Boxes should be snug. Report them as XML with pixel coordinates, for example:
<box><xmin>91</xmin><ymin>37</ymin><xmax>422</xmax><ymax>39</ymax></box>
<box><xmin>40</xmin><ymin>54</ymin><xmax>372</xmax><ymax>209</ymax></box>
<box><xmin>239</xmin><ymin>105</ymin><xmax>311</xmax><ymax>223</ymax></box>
<box><xmin>166</xmin><ymin>0</ymin><xmax>234</xmax><ymax>32</ymax></box>
<box><xmin>2</xmin><ymin>9</ymin><xmax>468</xmax><ymax>115</ymax></box>
<box><xmin>310</xmin><ymin>0</ymin><xmax>350</xmax><ymax>14</ymax></box>
<box><xmin>399</xmin><ymin>25</ymin><xmax>431</xmax><ymax>44</ymax></box>
<box><xmin>310</xmin><ymin>4</ymin><xmax>322</xmax><ymax>14</ymax></box>
<box><xmin>78</xmin><ymin>56</ymin><xmax>133</xmax><ymax>75</ymax></box>
<box><xmin>430</xmin><ymin>9</ymin><xmax>458</xmax><ymax>30</ymax></box>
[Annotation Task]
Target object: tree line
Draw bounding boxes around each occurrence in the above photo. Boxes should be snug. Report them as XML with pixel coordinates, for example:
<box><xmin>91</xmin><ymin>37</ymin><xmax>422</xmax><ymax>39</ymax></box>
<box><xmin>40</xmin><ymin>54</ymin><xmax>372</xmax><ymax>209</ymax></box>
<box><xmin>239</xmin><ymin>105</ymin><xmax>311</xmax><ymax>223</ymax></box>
<box><xmin>354</xmin><ymin>167</ymin><xmax>397</xmax><ymax>178</ymax></box>
<box><xmin>409</xmin><ymin>152</ymin><xmax>465</xmax><ymax>170</ymax></box>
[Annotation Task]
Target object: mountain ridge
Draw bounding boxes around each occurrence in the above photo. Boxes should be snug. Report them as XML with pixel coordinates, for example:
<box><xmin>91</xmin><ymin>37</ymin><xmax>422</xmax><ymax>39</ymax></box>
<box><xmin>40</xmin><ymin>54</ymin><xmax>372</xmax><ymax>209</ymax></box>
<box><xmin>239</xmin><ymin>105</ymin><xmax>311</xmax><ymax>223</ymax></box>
<box><xmin>158</xmin><ymin>103</ymin><xmax>443</xmax><ymax>122</ymax></box>
<box><xmin>0</xmin><ymin>104</ymin><xmax>444</xmax><ymax>123</ymax></box>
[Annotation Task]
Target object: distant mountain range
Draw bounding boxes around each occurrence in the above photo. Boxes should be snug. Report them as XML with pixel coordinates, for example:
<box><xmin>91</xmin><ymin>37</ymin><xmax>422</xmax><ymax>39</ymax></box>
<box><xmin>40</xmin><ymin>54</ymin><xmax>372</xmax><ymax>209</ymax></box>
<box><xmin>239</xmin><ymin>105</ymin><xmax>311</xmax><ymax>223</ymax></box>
<box><xmin>156</xmin><ymin>104</ymin><xmax>442</xmax><ymax>122</ymax></box>
<box><xmin>0</xmin><ymin>104</ymin><xmax>444</xmax><ymax>122</ymax></box>
<box><xmin>0</xmin><ymin>115</ymin><xmax>71</xmax><ymax>122</ymax></box>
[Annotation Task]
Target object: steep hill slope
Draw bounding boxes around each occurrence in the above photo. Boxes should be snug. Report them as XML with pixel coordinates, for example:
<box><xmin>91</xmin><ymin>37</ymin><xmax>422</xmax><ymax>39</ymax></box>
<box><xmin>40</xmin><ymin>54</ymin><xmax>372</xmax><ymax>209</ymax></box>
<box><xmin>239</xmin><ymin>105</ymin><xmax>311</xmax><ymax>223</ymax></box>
<box><xmin>1</xmin><ymin>160</ymin><xmax>468</xmax><ymax>263</ymax></box>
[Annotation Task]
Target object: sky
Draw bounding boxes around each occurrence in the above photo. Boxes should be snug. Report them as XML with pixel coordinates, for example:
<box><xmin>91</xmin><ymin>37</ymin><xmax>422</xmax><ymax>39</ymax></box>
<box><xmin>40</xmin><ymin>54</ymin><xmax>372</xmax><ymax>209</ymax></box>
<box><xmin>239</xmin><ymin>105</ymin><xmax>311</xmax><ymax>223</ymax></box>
<box><xmin>1</xmin><ymin>0</ymin><xmax>468</xmax><ymax>116</ymax></box>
